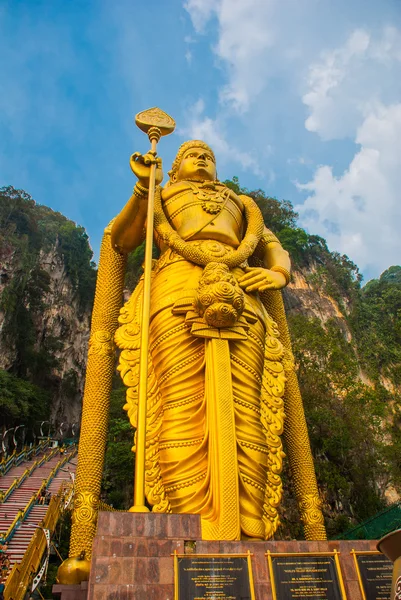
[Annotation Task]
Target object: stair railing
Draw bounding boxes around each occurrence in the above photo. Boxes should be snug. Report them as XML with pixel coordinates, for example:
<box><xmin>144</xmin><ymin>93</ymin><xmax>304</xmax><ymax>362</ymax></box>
<box><xmin>0</xmin><ymin>439</ymin><xmax>50</xmax><ymax>477</ymax></box>
<box><xmin>4</xmin><ymin>480</ymin><xmax>72</xmax><ymax>600</ymax></box>
<box><xmin>1</xmin><ymin>481</ymin><xmax>46</xmax><ymax>544</ymax></box>
<box><xmin>0</xmin><ymin>447</ymin><xmax>60</xmax><ymax>504</ymax></box>
<box><xmin>0</xmin><ymin>467</ymin><xmax>31</xmax><ymax>505</ymax></box>
<box><xmin>0</xmin><ymin>447</ymin><xmax>77</xmax><ymax>543</ymax></box>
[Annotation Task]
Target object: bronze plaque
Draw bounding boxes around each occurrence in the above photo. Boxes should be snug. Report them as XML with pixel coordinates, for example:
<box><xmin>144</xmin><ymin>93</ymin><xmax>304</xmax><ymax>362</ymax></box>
<box><xmin>174</xmin><ymin>553</ymin><xmax>255</xmax><ymax>600</ymax></box>
<box><xmin>353</xmin><ymin>552</ymin><xmax>392</xmax><ymax>600</ymax></box>
<box><xmin>267</xmin><ymin>553</ymin><xmax>346</xmax><ymax>600</ymax></box>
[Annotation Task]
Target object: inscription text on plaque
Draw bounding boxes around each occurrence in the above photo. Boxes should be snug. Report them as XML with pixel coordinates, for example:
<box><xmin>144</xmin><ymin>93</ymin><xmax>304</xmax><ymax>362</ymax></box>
<box><xmin>267</xmin><ymin>551</ymin><xmax>346</xmax><ymax>600</ymax></box>
<box><xmin>174</xmin><ymin>552</ymin><xmax>255</xmax><ymax>600</ymax></box>
<box><xmin>351</xmin><ymin>551</ymin><xmax>392</xmax><ymax>600</ymax></box>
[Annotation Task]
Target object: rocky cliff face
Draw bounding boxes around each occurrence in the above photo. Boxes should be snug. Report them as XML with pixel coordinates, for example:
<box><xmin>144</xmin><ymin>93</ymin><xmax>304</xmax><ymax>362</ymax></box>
<box><xmin>0</xmin><ymin>240</ymin><xmax>90</xmax><ymax>425</ymax></box>
<box><xmin>284</xmin><ymin>268</ymin><xmax>352</xmax><ymax>340</ymax></box>
<box><xmin>0</xmin><ymin>186</ymin><xmax>95</xmax><ymax>427</ymax></box>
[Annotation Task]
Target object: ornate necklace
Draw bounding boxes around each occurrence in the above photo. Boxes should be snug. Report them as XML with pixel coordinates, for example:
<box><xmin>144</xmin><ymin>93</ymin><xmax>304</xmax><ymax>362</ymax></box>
<box><xmin>191</xmin><ymin>181</ymin><xmax>230</xmax><ymax>215</ymax></box>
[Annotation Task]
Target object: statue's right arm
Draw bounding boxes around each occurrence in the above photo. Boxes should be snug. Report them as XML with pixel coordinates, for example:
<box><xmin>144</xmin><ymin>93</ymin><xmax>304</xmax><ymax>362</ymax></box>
<box><xmin>110</xmin><ymin>152</ymin><xmax>163</xmax><ymax>254</ymax></box>
<box><xmin>110</xmin><ymin>183</ymin><xmax>148</xmax><ymax>254</ymax></box>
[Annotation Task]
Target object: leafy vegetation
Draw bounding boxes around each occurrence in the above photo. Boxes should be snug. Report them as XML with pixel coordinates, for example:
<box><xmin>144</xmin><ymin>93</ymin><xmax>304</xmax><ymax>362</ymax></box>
<box><xmin>0</xmin><ymin>369</ymin><xmax>51</xmax><ymax>430</ymax></box>
<box><xmin>287</xmin><ymin>315</ymin><xmax>391</xmax><ymax>536</ymax></box>
<box><xmin>0</xmin><ymin>185</ymin><xmax>96</xmax><ymax>312</ymax></box>
<box><xmin>351</xmin><ymin>266</ymin><xmax>401</xmax><ymax>384</ymax></box>
<box><xmin>102</xmin><ymin>382</ymin><xmax>134</xmax><ymax>508</ymax></box>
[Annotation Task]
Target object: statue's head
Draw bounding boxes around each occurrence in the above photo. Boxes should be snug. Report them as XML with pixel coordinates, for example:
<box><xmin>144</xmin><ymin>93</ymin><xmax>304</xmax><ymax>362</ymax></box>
<box><xmin>169</xmin><ymin>140</ymin><xmax>216</xmax><ymax>183</ymax></box>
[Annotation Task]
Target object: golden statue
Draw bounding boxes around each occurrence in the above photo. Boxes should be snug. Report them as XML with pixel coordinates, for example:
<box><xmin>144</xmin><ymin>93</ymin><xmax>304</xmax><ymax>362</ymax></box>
<box><xmin>60</xmin><ymin>109</ymin><xmax>326</xmax><ymax>581</ymax></box>
<box><xmin>114</xmin><ymin>139</ymin><xmax>293</xmax><ymax>541</ymax></box>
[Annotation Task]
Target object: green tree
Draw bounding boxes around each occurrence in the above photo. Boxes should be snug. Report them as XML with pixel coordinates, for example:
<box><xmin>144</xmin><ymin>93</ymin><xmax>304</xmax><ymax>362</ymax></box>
<box><xmin>0</xmin><ymin>369</ymin><xmax>51</xmax><ymax>429</ymax></box>
<box><xmin>102</xmin><ymin>385</ymin><xmax>135</xmax><ymax>509</ymax></box>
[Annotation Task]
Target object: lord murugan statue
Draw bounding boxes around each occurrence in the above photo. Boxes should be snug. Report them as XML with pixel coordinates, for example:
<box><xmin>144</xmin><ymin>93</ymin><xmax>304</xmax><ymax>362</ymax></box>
<box><xmin>59</xmin><ymin>109</ymin><xmax>326</xmax><ymax>581</ymax></box>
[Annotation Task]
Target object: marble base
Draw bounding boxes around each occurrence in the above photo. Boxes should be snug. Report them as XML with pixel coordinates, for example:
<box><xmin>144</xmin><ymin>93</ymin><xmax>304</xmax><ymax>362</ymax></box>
<box><xmin>55</xmin><ymin>512</ymin><xmax>379</xmax><ymax>600</ymax></box>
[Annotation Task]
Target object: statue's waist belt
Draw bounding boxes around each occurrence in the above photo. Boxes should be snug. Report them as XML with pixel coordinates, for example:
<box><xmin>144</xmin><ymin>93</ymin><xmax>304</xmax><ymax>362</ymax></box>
<box><xmin>155</xmin><ymin>240</ymin><xmax>246</xmax><ymax>275</ymax></box>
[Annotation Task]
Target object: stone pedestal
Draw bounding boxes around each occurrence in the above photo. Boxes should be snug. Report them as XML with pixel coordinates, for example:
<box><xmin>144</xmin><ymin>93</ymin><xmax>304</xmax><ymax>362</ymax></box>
<box><xmin>89</xmin><ymin>512</ymin><xmax>200</xmax><ymax>600</ymax></box>
<box><xmin>54</xmin><ymin>512</ymin><xmax>380</xmax><ymax>599</ymax></box>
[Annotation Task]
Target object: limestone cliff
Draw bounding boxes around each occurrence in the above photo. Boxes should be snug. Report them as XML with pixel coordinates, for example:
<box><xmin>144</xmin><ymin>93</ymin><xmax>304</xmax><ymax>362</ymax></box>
<box><xmin>284</xmin><ymin>268</ymin><xmax>352</xmax><ymax>340</ymax></box>
<box><xmin>0</xmin><ymin>186</ymin><xmax>95</xmax><ymax>427</ymax></box>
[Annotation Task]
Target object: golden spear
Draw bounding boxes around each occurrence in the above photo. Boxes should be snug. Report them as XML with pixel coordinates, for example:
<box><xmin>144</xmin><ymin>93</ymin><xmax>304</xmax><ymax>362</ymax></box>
<box><xmin>131</xmin><ymin>107</ymin><xmax>175</xmax><ymax>510</ymax></box>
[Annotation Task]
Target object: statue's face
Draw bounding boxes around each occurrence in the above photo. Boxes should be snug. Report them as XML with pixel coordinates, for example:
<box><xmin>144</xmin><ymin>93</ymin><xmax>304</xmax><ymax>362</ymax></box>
<box><xmin>176</xmin><ymin>146</ymin><xmax>216</xmax><ymax>182</ymax></box>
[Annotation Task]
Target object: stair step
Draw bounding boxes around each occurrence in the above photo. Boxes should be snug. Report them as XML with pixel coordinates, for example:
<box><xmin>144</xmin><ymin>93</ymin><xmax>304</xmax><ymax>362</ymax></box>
<box><xmin>0</xmin><ymin>453</ymin><xmax>75</xmax><ymax>568</ymax></box>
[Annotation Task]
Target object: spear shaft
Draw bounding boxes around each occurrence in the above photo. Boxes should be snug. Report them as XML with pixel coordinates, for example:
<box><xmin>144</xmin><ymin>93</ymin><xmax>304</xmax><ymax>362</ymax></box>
<box><xmin>132</xmin><ymin>133</ymin><xmax>158</xmax><ymax>510</ymax></box>
<box><xmin>131</xmin><ymin>109</ymin><xmax>175</xmax><ymax>510</ymax></box>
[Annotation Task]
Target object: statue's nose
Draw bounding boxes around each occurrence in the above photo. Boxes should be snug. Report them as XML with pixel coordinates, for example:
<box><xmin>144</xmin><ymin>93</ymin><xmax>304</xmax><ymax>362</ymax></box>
<box><xmin>198</xmin><ymin>153</ymin><xmax>206</xmax><ymax>160</ymax></box>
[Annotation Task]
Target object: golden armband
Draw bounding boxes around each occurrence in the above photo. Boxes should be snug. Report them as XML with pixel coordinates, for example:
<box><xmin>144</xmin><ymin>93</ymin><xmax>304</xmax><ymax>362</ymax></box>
<box><xmin>258</xmin><ymin>232</ymin><xmax>280</xmax><ymax>247</ymax></box>
<box><xmin>133</xmin><ymin>182</ymin><xmax>149</xmax><ymax>197</ymax></box>
<box><xmin>270</xmin><ymin>265</ymin><xmax>291</xmax><ymax>285</ymax></box>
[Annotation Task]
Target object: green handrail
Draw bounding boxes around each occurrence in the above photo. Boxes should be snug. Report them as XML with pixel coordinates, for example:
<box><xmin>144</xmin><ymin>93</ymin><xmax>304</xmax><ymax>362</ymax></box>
<box><xmin>0</xmin><ymin>447</ymin><xmax>59</xmax><ymax>504</ymax></box>
<box><xmin>0</xmin><ymin>446</ymin><xmax>77</xmax><ymax>543</ymax></box>
<box><xmin>0</xmin><ymin>440</ymin><xmax>50</xmax><ymax>476</ymax></box>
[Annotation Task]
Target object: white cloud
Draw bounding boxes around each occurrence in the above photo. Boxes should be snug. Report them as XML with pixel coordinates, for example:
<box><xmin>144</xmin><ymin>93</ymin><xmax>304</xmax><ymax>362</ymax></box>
<box><xmin>185</xmin><ymin>0</ymin><xmax>276</xmax><ymax>112</ymax></box>
<box><xmin>184</xmin><ymin>0</ymin><xmax>216</xmax><ymax>33</ymax></box>
<box><xmin>297</xmin><ymin>29</ymin><xmax>401</xmax><ymax>275</ymax></box>
<box><xmin>184</xmin><ymin>4</ymin><xmax>401</xmax><ymax>276</ymax></box>
<box><xmin>297</xmin><ymin>102</ymin><xmax>401</xmax><ymax>274</ymax></box>
<box><xmin>179</xmin><ymin>99</ymin><xmax>265</xmax><ymax>177</ymax></box>
<box><xmin>303</xmin><ymin>27</ymin><xmax>401</xmax><ymax>140</ymax></box>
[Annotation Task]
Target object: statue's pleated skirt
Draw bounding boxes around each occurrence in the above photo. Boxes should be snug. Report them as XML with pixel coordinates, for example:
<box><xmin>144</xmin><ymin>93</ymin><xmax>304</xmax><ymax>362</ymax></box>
<box><xmin>149</xmin><ymin>259</ymin><xmax>270</xmax><ymax>539</ymax></box>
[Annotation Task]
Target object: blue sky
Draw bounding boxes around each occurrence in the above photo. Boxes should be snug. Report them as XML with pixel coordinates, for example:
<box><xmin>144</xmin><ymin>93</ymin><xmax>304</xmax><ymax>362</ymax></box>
<box><xmin>1</xmin><ymin>0</ymin><xmax>401</xmax><ymax>281</ymax></box>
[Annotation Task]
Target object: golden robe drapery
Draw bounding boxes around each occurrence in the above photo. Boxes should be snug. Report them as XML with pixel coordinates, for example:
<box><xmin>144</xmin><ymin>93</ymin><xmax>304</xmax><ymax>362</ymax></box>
<box><xmin>115</xmin><ymin>247</ymin><xmax>286</xmax><ymax>540</ymax></box>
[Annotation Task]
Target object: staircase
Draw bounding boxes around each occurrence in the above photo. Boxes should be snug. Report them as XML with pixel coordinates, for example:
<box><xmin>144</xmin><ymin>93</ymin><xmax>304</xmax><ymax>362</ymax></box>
<box><xmin>0</xmin><ymin>448</ymin><xmax>76</xmax><ymax>571</ymax></box>
<box><xmin>0</xmin><ymin>450</ymin><xmax>52</xmax><ymax>543</ymax></box>
<box><xmin>6</xmin><ymin>506</ymin><xmax>49</xmax><ymax>566</ymax></box>
<box><xmin>0</xmin><ymin>440</ymin><xmax>51</xmax><ymax>477</ymax></box>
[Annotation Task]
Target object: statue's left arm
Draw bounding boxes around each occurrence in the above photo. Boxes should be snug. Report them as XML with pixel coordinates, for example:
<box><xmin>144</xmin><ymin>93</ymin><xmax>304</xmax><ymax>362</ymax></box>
<box><xmin>238</xmin><ymin>217</ymin><xmax>291</xmax><ymax>292</ymax></box>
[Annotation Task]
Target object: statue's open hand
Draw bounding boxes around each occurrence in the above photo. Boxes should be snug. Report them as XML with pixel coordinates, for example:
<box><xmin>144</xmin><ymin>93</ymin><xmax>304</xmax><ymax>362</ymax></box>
<box><xmin>238</xmin><ymin>267</ymin><xmax>286</xmax><ymax>292</ymax></box>
<box><xmin>130</xmin><ymin>151</ymin><xmax>163</xmax><ymax>188</ymax></box>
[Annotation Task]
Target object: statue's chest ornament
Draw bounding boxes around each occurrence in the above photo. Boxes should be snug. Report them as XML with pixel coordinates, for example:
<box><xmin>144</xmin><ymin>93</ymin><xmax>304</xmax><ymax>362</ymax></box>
<box><xmin>154</xmin><ymin>186</ymin><xmax>264</xmax><ymax>269</ymax></box>
<box><xmin>192</xmin><ymin>183</ymin><xmax>230</xmax><ymax>215</ymax></box>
